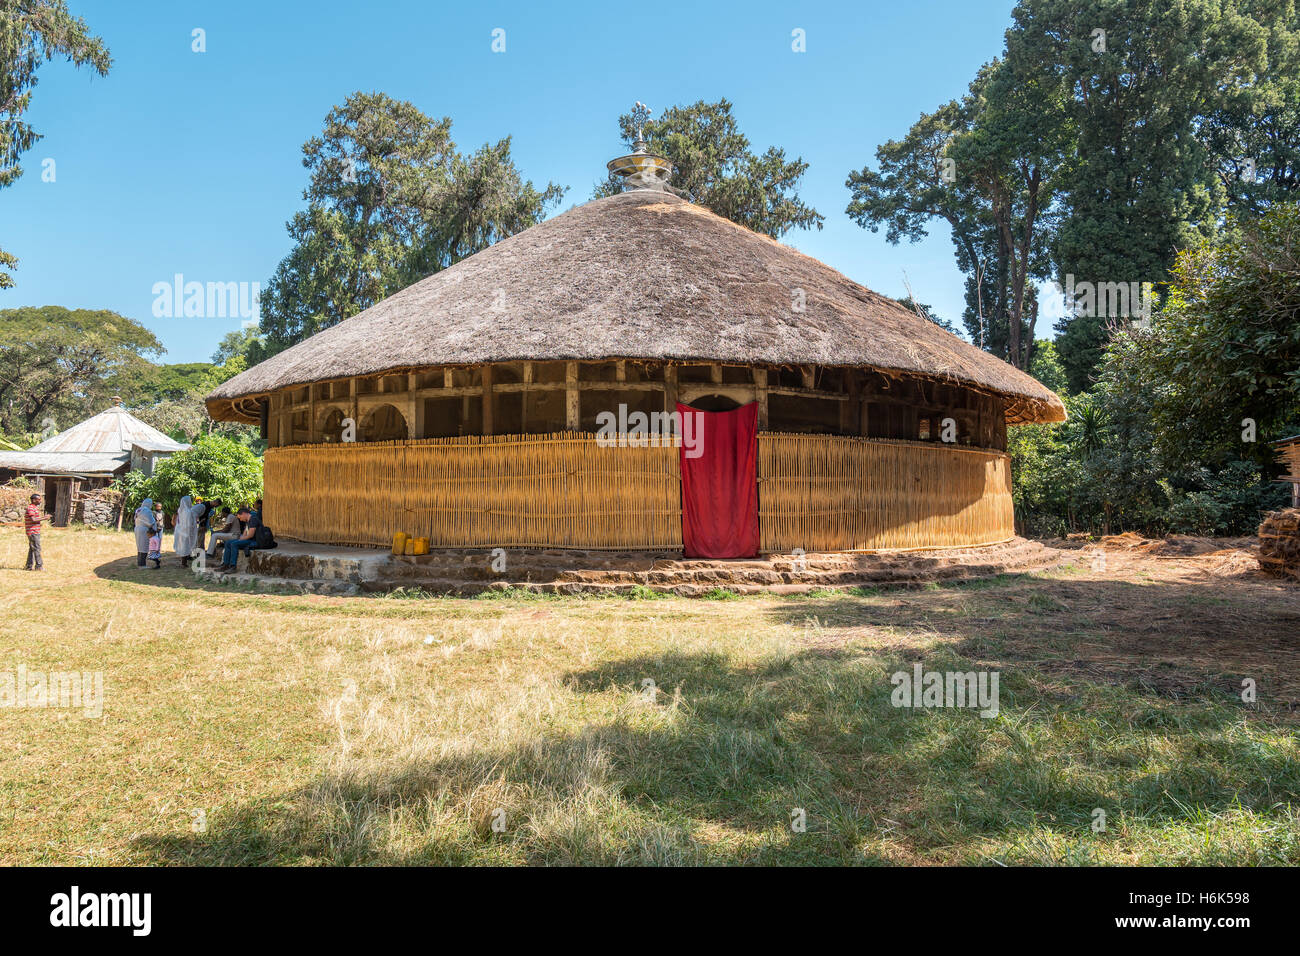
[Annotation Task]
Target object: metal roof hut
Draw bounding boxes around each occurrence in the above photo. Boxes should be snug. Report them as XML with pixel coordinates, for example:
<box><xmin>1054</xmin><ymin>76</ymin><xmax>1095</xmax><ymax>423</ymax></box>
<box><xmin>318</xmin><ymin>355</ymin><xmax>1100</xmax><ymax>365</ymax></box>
<box><xmin>207</xmin><ymin>137</ymin><xmax>1065</xmax><ymax>558</ymax></box>
<box><xmin>0</xmin><ymin>401</ymin><xmax>189</xmax><ymax>525</ymax></box>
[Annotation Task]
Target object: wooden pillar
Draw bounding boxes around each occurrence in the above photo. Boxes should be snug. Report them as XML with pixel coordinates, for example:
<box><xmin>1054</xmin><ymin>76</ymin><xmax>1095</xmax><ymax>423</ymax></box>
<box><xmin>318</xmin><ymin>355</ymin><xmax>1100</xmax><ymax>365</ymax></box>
<box><xmin>664</xmin><ymin>364</ymin><xmax>679</xmax><ymax>413</ymax></box>
<box><xmin>482</xmin><ymin>365</ymin><xmax>494</xmax><ymax>436</ymax></box>
<box><xmin>349</xmin><ymin>379</ymin><xmax>358</xmax><ymax>440</ymax></box>
<box><xmin>407</xmin><ymin>372</ymin><xmax>423</xmax><ymax>439</ymax></box>
<box><xmin>521</xmin><ymin>362</ymin><xmax>533</xmax><ymax>433</ymax></box>
<box><xmin>615</xmin><ymin>360</ymin><xmax>626</xmax><ymax>382</ymax></box>
<box><xmin>840</xmin><ymin>371</ymin><xmax>858</xmax><ymax>435</ymax></box>
<box><xmin>565</xmin><ymin>361</ymin><xmax>580</xmax><ymax>431</ymax></box>
<box><xmin>801</xmin><ymin>366</ymin><xmax>815</xmax><ymax>389</ymax></box>
<box><xmin>308</xmin><ymin>384</ymin><xmax>319</xmax><ymax>444</ymax></box>
<box><xmin>752</xmin><ymin>367</ymin><xmax>768</xmax><ymax>430</ymax></box>
<box><xmin>711</xmin><ymin>363</ymin><xmax>723</xmax><ymax>385</ymax></box>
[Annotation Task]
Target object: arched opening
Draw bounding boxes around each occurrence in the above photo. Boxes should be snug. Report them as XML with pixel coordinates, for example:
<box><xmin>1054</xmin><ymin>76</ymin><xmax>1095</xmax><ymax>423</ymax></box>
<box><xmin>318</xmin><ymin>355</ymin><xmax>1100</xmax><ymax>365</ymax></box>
<box><xmin>319</xmin><ymin>406</ymin><xmax>348</xmax><ymax>442</ymax></box>
<box><xmin>362</xmin><ymin>404</ymin><xmax>408</xmax><ymax>442</ymax></box>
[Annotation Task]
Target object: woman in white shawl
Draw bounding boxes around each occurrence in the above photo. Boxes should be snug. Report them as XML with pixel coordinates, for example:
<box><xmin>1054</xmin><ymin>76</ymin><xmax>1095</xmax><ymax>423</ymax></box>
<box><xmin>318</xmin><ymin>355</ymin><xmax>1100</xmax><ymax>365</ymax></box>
<box><xmin>173</xmin><ymin>495</ymin><xmax>205</xmax><ymax>567</ymax></box>
<box><xmin>133</xmin><ymin>498</ymin><xmax>157</xmax><ymax>568</ymax></box>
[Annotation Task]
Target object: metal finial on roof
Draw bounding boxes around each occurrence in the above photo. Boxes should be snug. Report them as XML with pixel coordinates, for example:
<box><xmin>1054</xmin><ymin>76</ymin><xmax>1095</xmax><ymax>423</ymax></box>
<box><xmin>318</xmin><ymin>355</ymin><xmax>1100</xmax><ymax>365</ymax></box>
<box><xmin>607</xmin><ymin>102</ymin><xmax>674</xmax><ymax>192</ymax></box>
<box><xmin>630</xmin><ymin>101</ymin><xmax>652</xmax><ymax>150</ymax></box>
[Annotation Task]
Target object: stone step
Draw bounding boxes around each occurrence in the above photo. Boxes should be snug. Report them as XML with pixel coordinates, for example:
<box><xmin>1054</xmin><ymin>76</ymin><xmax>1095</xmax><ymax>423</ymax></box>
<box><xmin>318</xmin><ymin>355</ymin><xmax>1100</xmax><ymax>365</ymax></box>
<box><xmin>227</xmin><ymin>538</ymin><xmax>1064</xmax><ymax>596</ymax></box>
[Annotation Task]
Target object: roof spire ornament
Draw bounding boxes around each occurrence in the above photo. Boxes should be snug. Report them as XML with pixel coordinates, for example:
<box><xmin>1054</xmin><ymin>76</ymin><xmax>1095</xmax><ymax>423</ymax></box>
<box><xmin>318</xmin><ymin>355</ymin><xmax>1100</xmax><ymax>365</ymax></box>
<box><xmin>630</xmin><ymin>101</ymin><xmax>652</xmax><ymax>151</ymax></box>
<box><xmin>607</xmin><ymin>102</ymin><xmax>676</xmax><ymax>192</ymax></box>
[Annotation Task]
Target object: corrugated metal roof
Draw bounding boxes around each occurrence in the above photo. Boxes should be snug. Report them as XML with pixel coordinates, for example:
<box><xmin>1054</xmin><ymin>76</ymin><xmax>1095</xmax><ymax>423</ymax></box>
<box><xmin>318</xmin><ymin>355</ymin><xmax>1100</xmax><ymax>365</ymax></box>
<box><xmin>28</xmin><ymin>404</ymin><xmax>188</xmax><ymax>455</ymax></box>
<box><xmin>0</xmin><ymin>451</ymin><xmax>129</xmax><ymax>475</ymax></box>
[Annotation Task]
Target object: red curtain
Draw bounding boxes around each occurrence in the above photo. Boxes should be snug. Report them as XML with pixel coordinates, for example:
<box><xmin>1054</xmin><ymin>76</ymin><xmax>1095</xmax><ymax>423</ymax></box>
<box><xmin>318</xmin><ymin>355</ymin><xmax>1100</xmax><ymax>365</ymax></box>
<box><xmin>678</xmin><ymin>401</ymin><xmax>760</xmax><ymax>558</ymax></box>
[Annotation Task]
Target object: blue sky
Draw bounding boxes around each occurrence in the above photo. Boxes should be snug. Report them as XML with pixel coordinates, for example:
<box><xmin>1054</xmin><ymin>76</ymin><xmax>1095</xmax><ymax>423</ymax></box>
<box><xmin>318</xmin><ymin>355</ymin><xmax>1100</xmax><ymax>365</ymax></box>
<box><xmin>3</xmin><ymin>0</ymin><xmax>1037</xmax><ymax>363</ymax></box>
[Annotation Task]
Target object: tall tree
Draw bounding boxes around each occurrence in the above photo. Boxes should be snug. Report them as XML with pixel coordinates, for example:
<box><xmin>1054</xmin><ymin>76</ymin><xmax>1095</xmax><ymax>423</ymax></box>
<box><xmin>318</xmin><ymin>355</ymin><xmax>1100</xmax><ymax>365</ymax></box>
<box><xmin>1199</xmin><ymin>0</ymin><xmax>1300</xmax><ymax>214</ymax></box>
<box><xmin>1010</xmin><ymin>0</ymin><xmax>1270</xmax><ymax>390</ymax></box>
<box><xmin>256</xmin><ymin>92</ymin><xmax>564</xmax><ymax>359</ymax></box>
<box><xmin>0</xmin><ymin>0</ymin><xmax>110</xmax><ymax>287</ymax></box>
<box><xmin>951</xmin><ymin>60</ymin><xmax>1069</xmax><ymax>369</ymax></box>
<box><xmin>0</xmin><ymin>306</ymin><xmax>161</xmax><ymax>434</ymax></box>
<box><xmin>594</xmin><ymin>99</ymin><xmax>823</xmax><ymax>238</ymax></box>
<box><xmin>846</xmin><ymin>100</ymin><xmax>1002</xmax><ymax>348</ymax></box>
<box><xmin>846</xmin><ymin>60</ymin><xmax>1066</xmax><ymax>370</ymax></box>
<box><xmin>211</xmin><ymin>327</ymin><xmax>263</xmax><ymax>366</ymax></box>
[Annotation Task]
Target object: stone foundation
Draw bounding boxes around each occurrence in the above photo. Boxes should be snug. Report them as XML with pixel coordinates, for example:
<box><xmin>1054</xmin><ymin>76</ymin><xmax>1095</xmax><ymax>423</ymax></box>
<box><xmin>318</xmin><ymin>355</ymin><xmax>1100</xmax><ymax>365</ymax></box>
<box><xmin>76</xmin><ymin>488</ymin><xmax>124</xmax><ymax>528</ymax></box>
<box><xmin>217</xmin><ymin>537</ymin><xmax>1064</xmax><ymax>596</ymax></box>
<box><xmin>0</xmin><ymin>484</ymin><xmax>28</xmax><ymax>524</ymax></box>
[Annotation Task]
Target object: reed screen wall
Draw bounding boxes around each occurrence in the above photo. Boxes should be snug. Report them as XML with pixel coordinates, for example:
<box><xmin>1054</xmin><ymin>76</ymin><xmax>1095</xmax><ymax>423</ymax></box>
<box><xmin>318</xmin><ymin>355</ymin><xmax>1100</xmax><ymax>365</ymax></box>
<box><xmin>263</xmin><ymin>433</ymin><xmax>683</xmax><ymax>549</ymax></box>
<box><xmin>758</xmin><ymin>433</ymin><xmax>1014</xmax><ymax>551</ymax></box>
<box><xmin>264</xmin><ymin>432</ymin><xmax>1013</xmax><ymax>552</ymax></box>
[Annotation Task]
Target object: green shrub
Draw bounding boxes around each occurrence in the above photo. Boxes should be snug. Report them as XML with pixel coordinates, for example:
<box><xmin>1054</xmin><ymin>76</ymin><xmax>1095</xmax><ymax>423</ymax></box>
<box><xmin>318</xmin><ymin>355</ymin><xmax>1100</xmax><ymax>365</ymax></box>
<box><xmin>126</xmin><ymin>435</ymin><xmax>262</xmax><ymax>515</ymax></box>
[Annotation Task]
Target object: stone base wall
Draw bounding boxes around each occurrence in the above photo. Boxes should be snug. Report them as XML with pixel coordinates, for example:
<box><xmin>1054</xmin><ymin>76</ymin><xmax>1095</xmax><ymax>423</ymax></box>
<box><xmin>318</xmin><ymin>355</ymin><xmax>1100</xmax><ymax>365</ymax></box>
<box><xmin>0</xmin><ymin>484</ymin><xmax>28</xmax><ymax>524</ymax></box>
<box><xmin>76</xmin><ymin>488</ymin><xmax>124</xmax><ymax>528</ymax></box>
<box><xmin>1</xmin><ymin>482</ymin><xmax>124</xmax><ymax>528</ymax></box>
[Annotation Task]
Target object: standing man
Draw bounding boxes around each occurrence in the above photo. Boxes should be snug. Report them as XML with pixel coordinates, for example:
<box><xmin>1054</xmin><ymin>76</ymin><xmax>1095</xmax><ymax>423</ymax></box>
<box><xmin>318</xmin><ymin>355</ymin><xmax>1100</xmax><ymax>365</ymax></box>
<box><xmin>24</xmin><ymin>493</ymin><xmax>51</xmax><ymax>571</ymax></box>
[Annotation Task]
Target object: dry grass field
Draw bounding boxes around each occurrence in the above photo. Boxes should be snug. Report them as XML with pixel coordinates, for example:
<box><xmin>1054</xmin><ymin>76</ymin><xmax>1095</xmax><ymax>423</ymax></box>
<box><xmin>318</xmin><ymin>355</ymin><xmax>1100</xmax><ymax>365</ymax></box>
<box><xmin>1</xmin><ymin>528</ymin><xmax>1298</xmax><ymax>865</ymax></box>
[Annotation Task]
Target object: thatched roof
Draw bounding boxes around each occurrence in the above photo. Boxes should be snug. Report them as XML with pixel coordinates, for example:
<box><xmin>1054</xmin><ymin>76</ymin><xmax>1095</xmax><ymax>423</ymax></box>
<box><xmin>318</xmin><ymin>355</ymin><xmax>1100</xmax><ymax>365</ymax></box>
<box><xmin>208</xmin><ymin>190</ymin><xmax>1066</xmax><ymax>425</ymax></box>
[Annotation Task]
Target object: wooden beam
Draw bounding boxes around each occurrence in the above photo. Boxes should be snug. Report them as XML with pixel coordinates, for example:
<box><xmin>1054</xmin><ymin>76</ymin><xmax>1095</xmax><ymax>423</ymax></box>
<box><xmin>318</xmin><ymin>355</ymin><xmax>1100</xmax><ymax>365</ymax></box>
<box><xmin>407</xmin><ymin>372</ymin><xmax>423</xmax><ymax>439</ymax></box>
<box><xmin>565</xmin><ymin>361</ymin><xmax>579</xmax><ymax>430</ymax></box>
<box><xmin>840</xmin><ymin>371</ymin><xmax>858</xmax><ymax>434</ymax></box>
<box><xmin>482</xmin><ymin>365</ymin><xmax>494</xmax><ymax>436</ymax></box>
<box><xmin>349</xmin><ymin>378</ymin><xmax>358</xmax><ymax>442</ymax></box>
<box><xmin>663</xmin><ymin>364</ymin><xmax>678</xmax><ymax>413</ymax></box>
<box><xmin>752</xmin><ymin>368</ymin><xmax>768</xmax><ymax>430</ymax></box>
<box><xmin>521</xmin><ymin>362</ymin><xmax>533</xmax><ymax>433</ymax></box>
<box><xmin>307</xmin><ymin>384</ymin><xmax>319</xmax><ymax>444</ymax></box>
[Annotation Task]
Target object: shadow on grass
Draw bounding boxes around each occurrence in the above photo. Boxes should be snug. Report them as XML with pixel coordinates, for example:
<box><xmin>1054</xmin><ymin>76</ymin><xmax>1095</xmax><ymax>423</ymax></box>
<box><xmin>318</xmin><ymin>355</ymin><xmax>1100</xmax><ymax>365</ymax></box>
<box><xmin>129</xmin><ymin>643</ymin><xmax>1299</xmax><ymax>866</ymax></box>
<box><xmin>766</xmin><ymin>569</ymin><xmax>1300</xmax><ymax>707</ymax></box>
<box><xmin>92</xmin><ymin>553</ymin><xmax>303</xmax><ymax>596</ymax></box>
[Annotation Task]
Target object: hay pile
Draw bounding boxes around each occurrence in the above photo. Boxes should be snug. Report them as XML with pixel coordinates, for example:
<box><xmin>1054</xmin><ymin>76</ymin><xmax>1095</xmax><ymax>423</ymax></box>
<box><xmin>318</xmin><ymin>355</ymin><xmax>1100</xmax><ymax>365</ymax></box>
<box><xmin>1258</xmin><ymin>508</ymin><xmax>1300</xmax><ymax>581</ymax></box>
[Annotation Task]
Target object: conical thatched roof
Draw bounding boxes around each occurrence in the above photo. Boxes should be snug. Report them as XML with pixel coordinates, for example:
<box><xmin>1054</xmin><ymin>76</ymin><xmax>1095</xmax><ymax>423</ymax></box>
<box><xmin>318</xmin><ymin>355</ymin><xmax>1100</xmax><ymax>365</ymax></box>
<box><xmin>208</xmin><ymin>191</ymin><xmax>1065</xmax><ymax>425</ymax></box>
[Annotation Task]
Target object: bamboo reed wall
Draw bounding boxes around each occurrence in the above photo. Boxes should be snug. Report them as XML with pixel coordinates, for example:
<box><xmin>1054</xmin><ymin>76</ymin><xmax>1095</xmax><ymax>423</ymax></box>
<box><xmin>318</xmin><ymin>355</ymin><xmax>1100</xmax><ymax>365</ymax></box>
<box><xmin>264</xmin><ymin>433</ymin><xmax>683</xmax><ymax>549</ymax></box>
<box><xmin>757</xmin><ymin>433</ymin><xmax>1014</xmax><ymax>551</ymax></box>
<box><xmin>264</xmin><ymin>432</ymin><xmax>1014</xmax><ymax>552</ymax></box>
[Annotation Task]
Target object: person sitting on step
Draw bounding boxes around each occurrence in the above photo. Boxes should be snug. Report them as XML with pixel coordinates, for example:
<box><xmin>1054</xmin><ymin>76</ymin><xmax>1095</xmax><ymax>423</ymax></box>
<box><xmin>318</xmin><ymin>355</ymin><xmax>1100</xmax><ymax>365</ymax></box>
<box><xmin>217</xmin><ymin>506</ymin><xmax>260</xmax><ymax>573</ymax></box>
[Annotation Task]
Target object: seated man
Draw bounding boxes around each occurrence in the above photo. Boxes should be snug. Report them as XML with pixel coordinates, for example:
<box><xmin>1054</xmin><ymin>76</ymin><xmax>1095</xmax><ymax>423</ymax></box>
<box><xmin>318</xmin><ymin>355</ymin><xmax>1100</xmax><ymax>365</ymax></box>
<box><xmin>218</xmin><ymin>506</ymin><xmax>260</xmax><ymax>572</ymax></box>
<box><xmin>206</xmin><ymin>506</ymin><xmax>239</xmax><ymax>556</ymax></box>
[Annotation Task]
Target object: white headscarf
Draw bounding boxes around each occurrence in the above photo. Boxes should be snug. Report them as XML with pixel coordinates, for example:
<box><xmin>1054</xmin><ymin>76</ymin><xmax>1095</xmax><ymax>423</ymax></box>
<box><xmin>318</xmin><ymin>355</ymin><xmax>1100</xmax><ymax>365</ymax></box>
<box><xmin>173</xmin><ymin>495</ymin><xmax>201</xmax><ymax>555</ymax></box>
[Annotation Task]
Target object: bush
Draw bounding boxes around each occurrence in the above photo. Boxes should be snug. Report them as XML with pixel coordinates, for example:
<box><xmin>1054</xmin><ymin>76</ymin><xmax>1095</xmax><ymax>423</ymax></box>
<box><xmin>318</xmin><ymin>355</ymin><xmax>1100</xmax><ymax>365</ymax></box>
<box><xmin>129</xmin><ymin>435</ymin><xmax>262</xmax><ymax>514</ymax></box>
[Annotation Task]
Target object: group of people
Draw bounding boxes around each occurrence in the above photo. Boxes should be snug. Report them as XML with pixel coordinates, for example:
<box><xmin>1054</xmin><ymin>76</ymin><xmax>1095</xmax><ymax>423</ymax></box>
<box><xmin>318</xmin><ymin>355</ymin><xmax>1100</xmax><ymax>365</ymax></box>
<box><xmin>132</xmin><ymin>496</ymin><xmax>265</xmax><ymax>572</ymax></box>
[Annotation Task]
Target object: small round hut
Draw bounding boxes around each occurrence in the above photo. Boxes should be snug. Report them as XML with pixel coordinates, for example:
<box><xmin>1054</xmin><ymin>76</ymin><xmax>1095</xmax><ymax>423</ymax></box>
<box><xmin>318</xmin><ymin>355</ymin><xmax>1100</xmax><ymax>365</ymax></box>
<box><xmin>207</xmin><ymin>142</ymin><xmax>1064</xmax><ymax>560</ymax></box>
